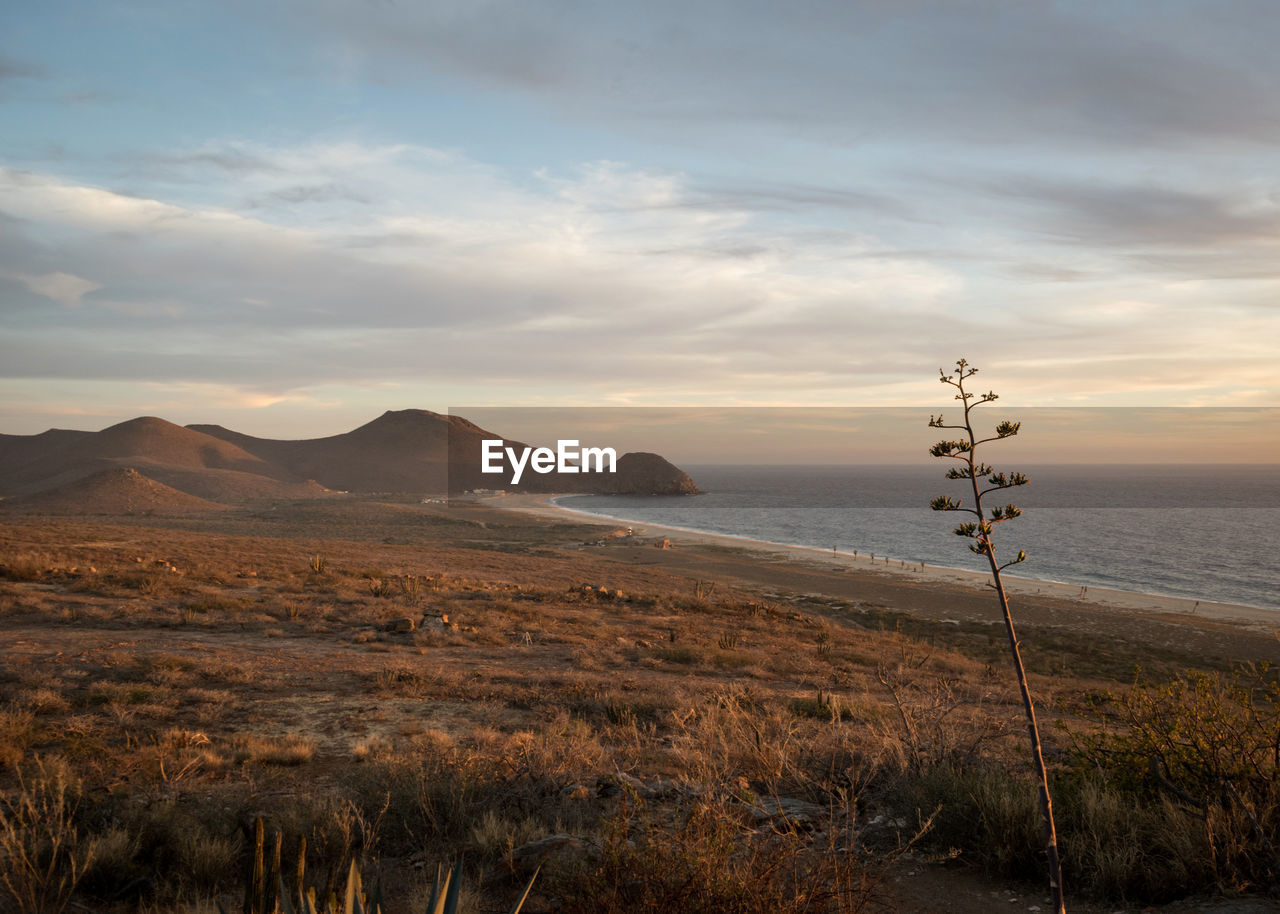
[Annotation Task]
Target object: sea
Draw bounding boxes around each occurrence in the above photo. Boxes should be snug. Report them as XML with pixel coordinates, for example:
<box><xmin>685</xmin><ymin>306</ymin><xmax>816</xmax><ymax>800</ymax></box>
<box><xmin>556</xmin><ymin>464</ymin><xmax>1280</xmax><ymax>612</ymax></box>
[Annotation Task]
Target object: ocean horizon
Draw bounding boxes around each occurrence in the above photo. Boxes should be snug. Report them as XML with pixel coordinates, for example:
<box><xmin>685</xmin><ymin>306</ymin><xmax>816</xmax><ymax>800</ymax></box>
<box><xmin>557</xmin><ymin>464</ymin><xmax>1280</xmax><ymax>612</ymax></box>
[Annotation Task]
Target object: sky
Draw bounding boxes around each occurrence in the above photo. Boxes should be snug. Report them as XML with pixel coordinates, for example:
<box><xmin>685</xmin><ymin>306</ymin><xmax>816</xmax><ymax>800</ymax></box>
<box><xmin>2</xmin><ymin>1</ymin><xmax>1279</xmax><ymax>449</ymax></box>
<box><xmin>458</xmin><ymin>407</ymin><xmax>1280</xmax><ymax>465</ymax></box>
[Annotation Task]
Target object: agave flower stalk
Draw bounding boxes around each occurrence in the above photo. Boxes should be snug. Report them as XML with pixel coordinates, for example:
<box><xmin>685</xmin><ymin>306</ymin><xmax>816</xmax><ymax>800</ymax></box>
<box><xmin>929</xmin><ymin>359</ymin><xmax>1065</xmax><ymax>914</ymax></box>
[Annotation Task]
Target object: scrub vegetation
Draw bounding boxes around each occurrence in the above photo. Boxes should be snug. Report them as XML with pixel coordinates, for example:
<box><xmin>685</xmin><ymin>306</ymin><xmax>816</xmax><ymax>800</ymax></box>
<box><xmin>0</xmin><ymin>499</ymin><xmax>1277</xmax><ymax>912</ymax></box>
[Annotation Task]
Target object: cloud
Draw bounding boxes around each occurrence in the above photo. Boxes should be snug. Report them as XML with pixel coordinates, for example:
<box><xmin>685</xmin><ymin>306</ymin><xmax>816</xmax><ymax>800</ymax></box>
<box><xmin>0</xmin><ymin>269</ymin><xmax>101</xmax><ymax>306</ymax></box>
<box><xmin>990</xmin><ymin>177</ymin><xmax>1280</xmax><ymax>248</ymax></box>
<box><xmin>271</xmin><ymin>1</ymin><xmax>1280</xmax><ymax>150</ymax></box>
<box><xmin>2</xmin><ymin>138</ymin><xmax>1277</xmax><ymax>417</ymax></box>
<box><xmin>942</xmin><ymin>172</ymin><xmax>1280</xmax><ymax>282</ymax></box>
<box><xmin>253</xmin><ymin>183</ymin><xmax>370</xmax><ymax>207</ymax></box>
<box><xmin>0</xmin><ymin>150</ymin><xmax>958</xmax><ymax>390</ymax></box>
<box><xmin>1003</xmin><ymin>263</ymin><xmax>1094</xmax><ymax>283</ymax></box>
<box><xmin>0</xmin><ymin>56</ymin><xmax>44</xmax><ymax>81</ymax></box>
<box><xmin>57</xmin><ymin>91</ymin><xmax>112</xmax><ymax>105</ymax></box>
<box><xmin>655</xmin><ymin>180</ymin><xmax>914</xmax><ymax>220</ymax></box>
<box><xmin>180</xmin><ymin>149</ymin><xmax>279</xmax><ymax>174</ymax></box>
<box><xmin>126</xmin><ymin>147</ymin><xmax>285</xmax><ymax>182</ymax></box>
<box><xmin>4</xmin><ymin>1</ymin><xmax>1278</xmax><ymax>437</ymax></box>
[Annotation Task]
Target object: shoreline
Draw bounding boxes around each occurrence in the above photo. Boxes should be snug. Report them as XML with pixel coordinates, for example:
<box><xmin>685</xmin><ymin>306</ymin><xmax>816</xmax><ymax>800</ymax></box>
<box><xmin>484</xmin><ymin>492</ymin><xmax>1280</xmax><ymax>630</ymax></box>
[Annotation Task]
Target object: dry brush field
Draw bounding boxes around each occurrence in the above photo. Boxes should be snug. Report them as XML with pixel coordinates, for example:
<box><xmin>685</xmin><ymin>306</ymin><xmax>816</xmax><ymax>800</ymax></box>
<box><xmin>1</xmin><ymin>498</ymin><xmax>1278</xmax><ymax>913</ymax></box>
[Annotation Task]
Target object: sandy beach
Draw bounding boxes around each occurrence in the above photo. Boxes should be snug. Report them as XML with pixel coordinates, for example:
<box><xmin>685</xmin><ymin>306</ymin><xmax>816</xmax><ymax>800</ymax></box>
<box><xmin>478</xmin><ymin>492</ymin><xmax>1280</xmax><ymax>675</ymax></box>
<box><xmin>490</xmin><ymin>492</ymin><xmax>1278</xmax><ymax>624</ymax></box>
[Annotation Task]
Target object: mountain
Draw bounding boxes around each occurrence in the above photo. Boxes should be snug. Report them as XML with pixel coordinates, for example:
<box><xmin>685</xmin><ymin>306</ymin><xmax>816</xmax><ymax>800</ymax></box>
<box><xmin>0</xmin><ymin>428</ymin><xmax>94</xmax><ymax>478</ymax></box>
<box><xmin>0</xmin><ymin>410</ymin><xmax>698</xmax><ymax>504</ymax></box>
<box><xmin>194</xmin><ymin>409</ymin><xmax>700</xmax><ymax>495</ymax></box>
<box><xmin>0</xmin><ymin>417</ymin><xmax>326</xmax><ymax>502</ymax></box>
<box><xmin>606</xmin><ymin>452</ymin><xmax>701</xmax><ymax>496</ymax></box>
<box><xmin>0</xmin><ymin>466</ymin><xmax>229</xmax><ymax>515</ymax></box>
<box><xmin>190</xmin><ymin>409</ymin><xmax>455</xmax><ymax>493</ymax></box>
<box><xmin>444</xmin><ymin>441</ymin><xmax>699</xmax><ymax>496</ymax></box>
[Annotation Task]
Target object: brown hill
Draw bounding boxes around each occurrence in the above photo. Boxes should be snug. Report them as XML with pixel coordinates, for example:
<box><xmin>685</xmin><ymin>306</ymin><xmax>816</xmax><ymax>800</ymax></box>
<box><xmin>195</xmin><ymin>410</ymin><xmax>700</xmax><ymax>495</ymax></box>
<box><xmin>0</xmin><ymin>429</ymin><xmax>94</xmax><ymax>477</ymax></box>
<box><xmin>1</xmin><ymin>417</ymin><xmax>282</xmax><ymax>494</ymax></box>
<box><xmin>0</xmin><ymin>410</ymin><xmax>697</xmax><ymax>502</ymax></box>
<box><xmin>609</xmin><ymin>452</ymin><xmax>701</xmax><ymax>495</ymax></box>
<box><xmin>445</xmin><ymin>443</ymin><xmax>699</xmax><ymax>495</ymax></box>
<box><xmin>191</xmin><ymin>409</ymin><xmax>455</xmax><ymax>493</ymax></box>
<box><xmin>0</xmin><ymin>417</ymin><xmax>325</xmax><ymax>503</ymax></box>
<box><xmin>74</xmin><ymin>417</ymin><xmax>269</xmax><ymax>468</ymax></box>
<box><xmin>0</xmin><ymin>467</ymin><xmax>228</xmax><ymax>516</ymax></box>
<box><xmin>123</xmin><ymin>462</ymin><xmax>328</xmax><ymax>503</ymax></box>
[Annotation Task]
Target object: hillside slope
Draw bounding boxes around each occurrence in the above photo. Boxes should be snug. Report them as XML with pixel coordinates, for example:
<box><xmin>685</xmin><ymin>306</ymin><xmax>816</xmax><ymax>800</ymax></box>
<box><xmin>0</xmin><ymin>417</ymin><xmax>324</xmax><ymax>502</ymax></box>
<box><xmin>0</xmin><ymin>466</ymin><xmax>229</xmax><ymax>515</ymax></box>
<box><xmin>195</xmin><ymin>410</ymin><xmax>699</xmax><ymax>495</ymax></box>
<box><xmin>0</xmin><ymin>410</ymin><xmax>698</xmax><ymax>500</ymax></box>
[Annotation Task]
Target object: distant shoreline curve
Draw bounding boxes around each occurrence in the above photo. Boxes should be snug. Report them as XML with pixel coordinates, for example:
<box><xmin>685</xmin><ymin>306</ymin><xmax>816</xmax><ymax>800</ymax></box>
<box><xmin>481</xmin><ymin>492</ymin><xmax>1279</xmax><ymax>629</ymax></box>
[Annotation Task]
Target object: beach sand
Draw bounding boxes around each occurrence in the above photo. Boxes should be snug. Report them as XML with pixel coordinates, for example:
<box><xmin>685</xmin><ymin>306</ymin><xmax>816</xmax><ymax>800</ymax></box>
<box><xmin>484</xmin><ymin>492</ymin><xmax>1280</xmax><ymax>668</ymax></box>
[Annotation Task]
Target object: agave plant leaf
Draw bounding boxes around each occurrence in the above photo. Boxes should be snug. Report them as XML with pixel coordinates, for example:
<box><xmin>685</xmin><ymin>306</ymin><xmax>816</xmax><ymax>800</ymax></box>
<box><xmin>442</xmin><ymin>861</ymin><xmax>462</xmax><ymax>914</ymax></box>
<box><xmin>295</xmin><ymin>835</ymin><xmax>308</xmax><ymax>912</ymax></box>
<box><xmin>507</xmin><ymin>866</ymin><xmax>540</xmax><ymax>914</ymax></box>
<box><xmin>276</xmin><ymin>876</ymin><xmax>297</xmax><ymax>914</ymax></box>
<box><xmin>344</xmin><ymin>860</ymin><xmax>362</xmax><ymax>914</ymax></box>
<box><xmin>426</xmin><ymin>862</ymin><xmax>452</xmax><ymax>914</ymax></box>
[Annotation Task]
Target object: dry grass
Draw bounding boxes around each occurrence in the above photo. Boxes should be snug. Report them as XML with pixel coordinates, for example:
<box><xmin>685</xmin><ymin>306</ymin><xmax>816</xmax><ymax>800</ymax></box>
<box><xmin>0</xmin><ymin>552</ymin><xmax>51</xmax><ymax>582</ymax></box>
<box><xmin>0</xmin><ymin>505</ymin><xmax>1276</xmax><ymax>911</ymax></box>
<box><xmin>0</xmin><ymin>758</ymin><xmax>97</xmax><ymax>914</ymax></box>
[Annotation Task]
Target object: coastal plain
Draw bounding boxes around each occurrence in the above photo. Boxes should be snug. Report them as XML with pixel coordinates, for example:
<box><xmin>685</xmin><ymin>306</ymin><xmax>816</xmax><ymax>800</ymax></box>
<box><xmin>1</xmin><ymin>495</ymin><xmax>1277</xmax><ymax>913</ymax></box>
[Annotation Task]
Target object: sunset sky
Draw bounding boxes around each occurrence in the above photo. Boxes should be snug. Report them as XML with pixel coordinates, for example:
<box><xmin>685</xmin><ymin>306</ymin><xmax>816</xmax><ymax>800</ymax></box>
<box><xmin>2</xmin><ymin>2</ymin><xmax>1278</xmax><ymax>442</ymax></box>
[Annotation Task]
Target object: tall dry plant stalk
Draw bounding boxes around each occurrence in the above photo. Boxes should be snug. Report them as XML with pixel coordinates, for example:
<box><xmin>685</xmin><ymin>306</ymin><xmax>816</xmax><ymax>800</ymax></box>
<box><xmin>928</xmin><ymin>358</ymin><xmax>1065</xmax><ymax>913</ymax></box>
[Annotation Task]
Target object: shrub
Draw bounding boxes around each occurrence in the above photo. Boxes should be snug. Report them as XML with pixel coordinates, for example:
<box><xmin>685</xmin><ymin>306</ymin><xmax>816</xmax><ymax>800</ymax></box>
<box><xmin>0</xmin><ymin>758</ymin><xmax>97</xmax><ymax>914</ymax></box>
<box><xmin>550</xmin><ymin>793</ymin><xmax>886</xmax><ymax>914</ymax></box>
<box><xmin>0</xmin><ymin>553</ymin><xmax>47</xmax><ymax>582</ymax></box>
<box><xmin>1069</xmin><ymin>668</ymin><xmax>1280</xmax><ymax>894</ymax></box>
<box><xmin>893</xmin><ymin>762</ymin><xmax>1043</xmax><ymax>883</ymax></box>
